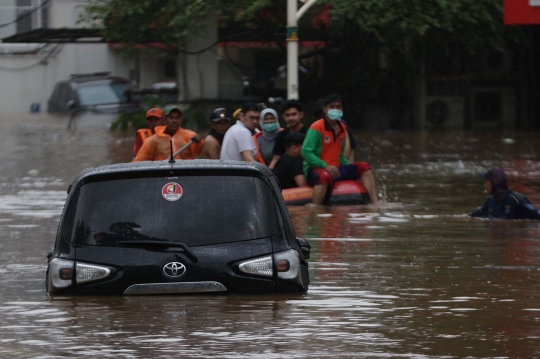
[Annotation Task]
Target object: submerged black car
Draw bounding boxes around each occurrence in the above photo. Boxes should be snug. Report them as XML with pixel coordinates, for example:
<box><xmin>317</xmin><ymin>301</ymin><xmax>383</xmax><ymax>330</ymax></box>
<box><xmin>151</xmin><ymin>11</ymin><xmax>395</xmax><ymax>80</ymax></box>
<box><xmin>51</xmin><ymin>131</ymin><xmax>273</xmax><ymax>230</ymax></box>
<box><xmin>46</xmin><ymin>160</ymin><xmax>310</xmax><ymax>295</ymax></box>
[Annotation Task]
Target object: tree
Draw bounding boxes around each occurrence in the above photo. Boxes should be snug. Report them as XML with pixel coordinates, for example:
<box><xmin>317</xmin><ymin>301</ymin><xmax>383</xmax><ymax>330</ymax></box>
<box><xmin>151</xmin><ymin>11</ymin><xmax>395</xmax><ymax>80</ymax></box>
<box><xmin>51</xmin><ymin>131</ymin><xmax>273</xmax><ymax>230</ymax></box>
<box><xmin>81</xmin><ymin>0</ymin><xmax>283</xmax><ymax>49</ymax></box>
<box><xmin>83</xmin><ymin>0</ymin><xmax>525</xmax><ymax>128</ymax></box>
<box><xmin>327</xmin><ymin>0</ymin><xmax>527</xmax><ymax>128</ymax></box>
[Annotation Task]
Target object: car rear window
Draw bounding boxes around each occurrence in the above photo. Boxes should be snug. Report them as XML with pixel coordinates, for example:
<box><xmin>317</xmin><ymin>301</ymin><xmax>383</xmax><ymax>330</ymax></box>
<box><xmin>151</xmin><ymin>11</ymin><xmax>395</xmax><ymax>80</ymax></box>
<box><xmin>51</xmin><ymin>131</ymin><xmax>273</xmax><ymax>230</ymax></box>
<box><xmin>68</xmin><ymin>175</ymin><xmax>282</xmax><ymax>247</ymax></box>
<box><xmin>77</xmin><ymin>82</ymin><xmax>131</xmax><ymax>106</ymax></box>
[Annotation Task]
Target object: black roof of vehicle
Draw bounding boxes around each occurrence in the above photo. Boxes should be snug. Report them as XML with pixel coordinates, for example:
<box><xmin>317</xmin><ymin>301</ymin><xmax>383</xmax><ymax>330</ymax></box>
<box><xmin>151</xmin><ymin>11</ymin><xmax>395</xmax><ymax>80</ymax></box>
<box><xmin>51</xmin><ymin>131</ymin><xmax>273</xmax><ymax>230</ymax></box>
<box><xmin>69</xmin><ymin>160</ymin><xmax>276</xmax><ymax>193</ymax></box>
<box><xmin>66</xmin><ymin>72</ymin><xmax>130</xmax><ymax>85</ymax></box>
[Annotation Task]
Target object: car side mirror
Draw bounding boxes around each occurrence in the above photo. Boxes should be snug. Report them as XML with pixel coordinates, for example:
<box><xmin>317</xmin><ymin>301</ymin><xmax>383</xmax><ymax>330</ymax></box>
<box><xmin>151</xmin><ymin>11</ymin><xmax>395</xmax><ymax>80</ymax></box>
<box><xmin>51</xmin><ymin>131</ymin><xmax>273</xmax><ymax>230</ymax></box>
<box><xmin>67</xmin><ymin>100</ymin><xmax>77</xmax><ymax>110</ymax></box>
<box><xmin>296</xmin><ymin>237</ymin><xmax>310</xmax><ymax>260</ymax></box>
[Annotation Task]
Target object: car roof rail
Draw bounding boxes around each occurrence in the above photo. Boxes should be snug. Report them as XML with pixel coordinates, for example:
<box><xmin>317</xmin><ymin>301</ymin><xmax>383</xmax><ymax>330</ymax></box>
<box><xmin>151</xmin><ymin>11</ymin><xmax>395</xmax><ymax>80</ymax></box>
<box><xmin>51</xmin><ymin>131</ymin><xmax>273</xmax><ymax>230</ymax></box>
<box><xmin>70</xmin><ymin>72</ymin><xmax>111</xmax><ymax>79</ymax></box>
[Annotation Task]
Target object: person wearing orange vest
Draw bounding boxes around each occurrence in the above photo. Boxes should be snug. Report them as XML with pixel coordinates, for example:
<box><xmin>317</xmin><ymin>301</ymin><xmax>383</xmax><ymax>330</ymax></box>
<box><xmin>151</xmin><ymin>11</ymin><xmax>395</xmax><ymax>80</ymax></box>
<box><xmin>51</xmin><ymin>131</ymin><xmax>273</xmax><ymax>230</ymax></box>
<box><xmin>132</xmin><ymin>108</ymin><xmax>163</xmax><ymax>158</ymax></box>
<box><xmin>253</xmin><ymin>108</ymin><xmax>282</xmax><ymax>165</ymax></box>
<box><xmin>302</xmin><ymin>94</ymin><xmax>379</xmax><ymax>205</ymax></box>
<box><xmin>134</xmin><ymin>105</ymin><xmax>204</xmax><ymax>162</ymax></box>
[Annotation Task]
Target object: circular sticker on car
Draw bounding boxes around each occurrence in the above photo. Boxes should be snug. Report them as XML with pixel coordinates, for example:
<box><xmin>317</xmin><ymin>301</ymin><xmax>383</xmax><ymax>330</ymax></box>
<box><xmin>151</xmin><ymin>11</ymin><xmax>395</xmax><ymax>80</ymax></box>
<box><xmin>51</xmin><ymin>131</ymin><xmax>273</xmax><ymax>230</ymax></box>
<box><xmin>162</xmin><ymin>182</ymin><xmax>183</xmax><ymax>201</ymax></box>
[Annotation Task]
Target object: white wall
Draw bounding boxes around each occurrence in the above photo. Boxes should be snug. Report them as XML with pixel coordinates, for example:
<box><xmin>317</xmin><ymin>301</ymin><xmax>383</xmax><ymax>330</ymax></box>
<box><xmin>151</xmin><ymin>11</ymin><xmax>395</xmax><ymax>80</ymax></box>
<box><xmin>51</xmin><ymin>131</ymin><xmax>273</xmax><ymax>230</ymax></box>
<box><xmin>177</xmin><ymin>19</ymin><xmax>219</xmax><ymax>101</ymax></box>
<box><xmin>0</xmin><ymin>0</ymin><xmax>135</xmax><ymax>114</ymax></box>
<box><xmin>47</xmin><ymin>0</ymin><xmax>95</xmax><ymax>28</ymax></box>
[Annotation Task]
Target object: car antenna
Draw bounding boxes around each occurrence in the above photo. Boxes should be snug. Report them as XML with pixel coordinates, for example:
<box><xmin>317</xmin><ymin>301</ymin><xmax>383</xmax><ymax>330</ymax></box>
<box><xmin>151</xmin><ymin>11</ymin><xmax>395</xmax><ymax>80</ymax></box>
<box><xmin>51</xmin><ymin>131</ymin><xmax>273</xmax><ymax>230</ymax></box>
<box><xmin>168</xmin><ymin>140</ymin><xmax>175</xmax><ymax>164</ymax></box>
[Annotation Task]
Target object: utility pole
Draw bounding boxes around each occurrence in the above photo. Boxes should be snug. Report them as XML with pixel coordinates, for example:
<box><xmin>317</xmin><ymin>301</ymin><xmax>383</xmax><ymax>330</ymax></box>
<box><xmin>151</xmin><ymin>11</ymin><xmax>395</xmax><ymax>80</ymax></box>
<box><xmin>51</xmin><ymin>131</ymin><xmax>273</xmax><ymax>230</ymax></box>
<box><xmin>287</xmin><ymin>0</ymin><xmax>318</xmax><ymax>100</ymax></box>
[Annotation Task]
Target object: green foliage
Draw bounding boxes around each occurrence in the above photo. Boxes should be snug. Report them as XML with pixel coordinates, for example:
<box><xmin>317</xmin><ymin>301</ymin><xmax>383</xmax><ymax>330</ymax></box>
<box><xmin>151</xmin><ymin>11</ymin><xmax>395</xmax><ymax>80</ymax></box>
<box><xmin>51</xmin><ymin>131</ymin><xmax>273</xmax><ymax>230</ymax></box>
<box><xmin>85</xmin><ymin>0</ymin><xmax>526</xmax><ymax>130</ymax></box>
<box><xmin>182</xmin><ymin>107</ymin><xmax>207</xmax><ymax>132</ymax></box>
<box><xmin>111</xmin><ymin>96</ymin><xmax>166</xmax><ymax>132</ymax></box>
<box><xmin>111</xmin><ymin>110</ymin><xmax>145</xmax><ymax>132</ymax></box>
<box><xmin>81</xmin><ymin>0</ymin><xmax>273</xmax><ymax>53</ymax></box>
<box><xmin>82</xmin><ymin>0</ymin><xmax>519</xmax><ymax>57</ymax></box>
<box><xmin>328</xmin><ymin>0</ymin><xmax>523</xmax><ymax>55</ymax></box>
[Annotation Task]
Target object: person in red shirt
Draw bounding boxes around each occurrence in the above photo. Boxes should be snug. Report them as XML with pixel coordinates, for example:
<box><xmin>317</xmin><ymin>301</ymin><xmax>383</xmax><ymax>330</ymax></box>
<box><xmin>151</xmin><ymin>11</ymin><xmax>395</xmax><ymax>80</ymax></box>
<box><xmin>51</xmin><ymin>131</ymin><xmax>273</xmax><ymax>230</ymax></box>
<box><xmin>302</xmin><ymin>94</ymin><xmax>379</xmax><ymax>205</ymax></box>
<box><xmin>132</xmin><ymin>108</ymin><xmax>163</xmax><ymax>158</ymax></box>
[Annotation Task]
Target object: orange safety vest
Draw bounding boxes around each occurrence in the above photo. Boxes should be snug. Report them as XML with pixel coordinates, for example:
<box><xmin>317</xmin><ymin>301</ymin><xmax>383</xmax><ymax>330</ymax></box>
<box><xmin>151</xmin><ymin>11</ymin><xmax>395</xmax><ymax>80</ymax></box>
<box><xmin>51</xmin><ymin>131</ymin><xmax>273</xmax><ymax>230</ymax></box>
<box><xmin>309</xmin><ymin>119</ymin><xmax>346</xmax><ymax>167</ymax></box>
<box><xmin>133</xmin><ymin>126</ymin><xmax>204</xmax><ymax>162</ymax></box>
<box><xmin>253</xmin><ymin>128</ymin><xmax>283</xmax><ymax>166</ymax></box>
<box><xmin>133</xmin><ymin>128</ymin><xmax>153</xmax><ymax>158</ymax></box>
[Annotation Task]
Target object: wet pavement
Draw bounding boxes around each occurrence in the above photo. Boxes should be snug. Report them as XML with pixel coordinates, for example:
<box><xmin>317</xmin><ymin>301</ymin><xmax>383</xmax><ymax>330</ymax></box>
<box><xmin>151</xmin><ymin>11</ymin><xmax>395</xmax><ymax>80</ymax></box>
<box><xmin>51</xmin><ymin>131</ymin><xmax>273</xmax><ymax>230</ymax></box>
<box><xmin>0</xmin><ymin>114</ymin><xmax>539</xmax><ymax>358</ymax></box>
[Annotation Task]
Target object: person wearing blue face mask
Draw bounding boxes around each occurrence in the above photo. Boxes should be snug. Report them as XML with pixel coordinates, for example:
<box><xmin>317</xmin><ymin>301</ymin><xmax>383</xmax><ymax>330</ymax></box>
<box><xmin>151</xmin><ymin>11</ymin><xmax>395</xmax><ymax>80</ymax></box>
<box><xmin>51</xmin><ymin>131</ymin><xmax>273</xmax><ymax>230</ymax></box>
<box><xmin>302</xmin><ymin>94</ymin><xmax>379</xmax><ymax>205</ymax></box>
<box><xmin>253</xmin><ymin>108</ymin><xmax>282</xmax><ymax>165</ymax></box>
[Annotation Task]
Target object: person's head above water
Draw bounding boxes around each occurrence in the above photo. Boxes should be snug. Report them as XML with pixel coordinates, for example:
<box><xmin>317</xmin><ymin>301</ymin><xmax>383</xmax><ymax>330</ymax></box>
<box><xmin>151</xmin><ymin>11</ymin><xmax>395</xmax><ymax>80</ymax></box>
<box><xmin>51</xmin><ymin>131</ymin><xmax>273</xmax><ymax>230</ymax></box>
<box><xmin>477</xmin><ymin>167</ymin><xmax>508</xmax><ymax>201</ymax></box>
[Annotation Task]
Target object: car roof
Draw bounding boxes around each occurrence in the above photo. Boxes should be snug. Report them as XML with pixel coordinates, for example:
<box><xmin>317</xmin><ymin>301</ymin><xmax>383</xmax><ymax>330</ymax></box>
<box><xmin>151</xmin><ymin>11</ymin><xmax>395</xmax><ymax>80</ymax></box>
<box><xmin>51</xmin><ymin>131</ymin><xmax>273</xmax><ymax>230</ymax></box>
<box><xmin>68</xmin><ymin>75</ymin><xmax>129</xmax><ymax>85</ymax></box>
<box><xmin>70</xmin><ymin>160</ymin><xmax>274</xmax><ymax>189</ymax></box>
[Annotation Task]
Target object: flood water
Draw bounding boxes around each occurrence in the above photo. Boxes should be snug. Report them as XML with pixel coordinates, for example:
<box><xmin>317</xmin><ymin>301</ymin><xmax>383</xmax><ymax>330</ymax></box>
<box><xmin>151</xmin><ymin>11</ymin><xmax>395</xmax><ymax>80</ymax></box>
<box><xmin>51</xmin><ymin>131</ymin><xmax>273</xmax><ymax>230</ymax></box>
<box><xmin>0</xmin><ymin>114</ymin><xmax>539</xmax><ymax>358</ymax></box>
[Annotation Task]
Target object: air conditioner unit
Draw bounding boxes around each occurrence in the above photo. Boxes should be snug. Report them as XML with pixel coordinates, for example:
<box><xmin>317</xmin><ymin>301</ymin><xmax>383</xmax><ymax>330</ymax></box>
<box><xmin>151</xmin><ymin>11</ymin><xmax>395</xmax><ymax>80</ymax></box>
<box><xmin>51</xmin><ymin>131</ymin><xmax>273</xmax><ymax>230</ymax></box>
<box><xmin>426</xmin><ymin>96</ymin><xmax>465</xmax><ymax>129</ymax></box>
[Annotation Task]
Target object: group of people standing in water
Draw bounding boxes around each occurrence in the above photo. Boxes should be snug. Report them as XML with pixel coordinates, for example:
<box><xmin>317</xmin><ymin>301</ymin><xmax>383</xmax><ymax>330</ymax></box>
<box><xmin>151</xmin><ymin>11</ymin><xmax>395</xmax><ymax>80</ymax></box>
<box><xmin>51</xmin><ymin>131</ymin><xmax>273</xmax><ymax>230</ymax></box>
<box><xmin>131</xmin><ymin>94</ymin><xmax>379</xmax><ymax>205</ymax></box>
<box><xmin>130</xmin><ymin>96</ymin><xmax>540</xmax><ymax>217</ymax></box>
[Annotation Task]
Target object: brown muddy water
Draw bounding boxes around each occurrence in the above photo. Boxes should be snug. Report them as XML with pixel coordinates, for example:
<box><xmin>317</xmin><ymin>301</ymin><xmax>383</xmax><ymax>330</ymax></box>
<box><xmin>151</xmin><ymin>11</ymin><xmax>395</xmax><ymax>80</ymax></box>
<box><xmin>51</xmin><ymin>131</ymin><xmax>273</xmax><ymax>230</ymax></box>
<box><xmin>0</xmin><ymin>114</ymin><xmax>539</xmax><ymax>358</ymax></box>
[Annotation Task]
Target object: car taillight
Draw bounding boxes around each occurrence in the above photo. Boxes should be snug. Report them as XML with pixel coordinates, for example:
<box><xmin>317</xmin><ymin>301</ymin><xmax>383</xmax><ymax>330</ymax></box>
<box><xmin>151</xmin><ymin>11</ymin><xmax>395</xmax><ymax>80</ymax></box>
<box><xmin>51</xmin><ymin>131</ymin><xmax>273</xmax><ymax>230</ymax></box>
<box><xmin>49</xmin><ymin>258</ymin><xmax>75</xmax><ymax>290</ymax></box>
<box><xmin>238</xmin><ymin>256</ymin><xmax>273</xmax><ymax>277</ymax></box>
<box><xmin>48</xmin><ymin>259</ymin><xmax>112</xmax><ymax>292</ymax></box>
<box><xmin>274</xmin><ymin>249</ymin><xmax>303</xmax><ymax>286</ymax></box>
<box><xmin>237</xmin><ymin>250</ymin><xmax>303</xmax><ymax>285</ymax></box>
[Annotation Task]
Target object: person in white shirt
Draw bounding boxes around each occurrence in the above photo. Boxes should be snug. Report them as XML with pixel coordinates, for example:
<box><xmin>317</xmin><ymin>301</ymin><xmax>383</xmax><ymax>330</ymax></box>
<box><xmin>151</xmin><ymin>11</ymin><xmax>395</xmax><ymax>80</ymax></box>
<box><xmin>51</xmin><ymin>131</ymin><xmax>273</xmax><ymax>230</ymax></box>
<box><xmin>221</xmin><ymin>103</ymin><xmax>261</xmax><ymax>162</ymax></box>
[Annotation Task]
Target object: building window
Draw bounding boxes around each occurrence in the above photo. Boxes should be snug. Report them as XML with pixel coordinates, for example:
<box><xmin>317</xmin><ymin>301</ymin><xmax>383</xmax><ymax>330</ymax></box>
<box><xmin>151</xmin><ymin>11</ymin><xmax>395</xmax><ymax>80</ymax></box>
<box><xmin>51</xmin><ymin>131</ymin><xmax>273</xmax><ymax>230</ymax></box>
<box><xmin>16</xmin><ymin>0</ymin><xmax>47</xmax><ymax>34</ymax></box>
<box><xmin>16</xmin><ymin>0</ymin><xmax>32</xmax><ymax>34</ymax></box>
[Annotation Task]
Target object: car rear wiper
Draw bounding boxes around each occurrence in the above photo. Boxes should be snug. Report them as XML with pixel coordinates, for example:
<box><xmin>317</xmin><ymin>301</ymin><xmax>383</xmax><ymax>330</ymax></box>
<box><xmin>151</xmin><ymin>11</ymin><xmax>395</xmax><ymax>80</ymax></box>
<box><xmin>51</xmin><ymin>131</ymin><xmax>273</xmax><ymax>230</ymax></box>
<box><xmin>118</xmin><ymin>240</ymin><xmax>198</xmax><ymax>263</ymax></box>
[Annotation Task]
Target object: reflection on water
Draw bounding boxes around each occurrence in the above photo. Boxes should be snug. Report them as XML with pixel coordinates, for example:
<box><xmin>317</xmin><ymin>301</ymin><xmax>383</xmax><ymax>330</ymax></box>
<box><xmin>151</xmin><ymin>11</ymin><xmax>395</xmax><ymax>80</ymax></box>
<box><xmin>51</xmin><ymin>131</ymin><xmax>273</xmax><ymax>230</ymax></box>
<box><xmin>0</xmin><ymin>118</ymin><xmax>539</xmax><ymax>357</ymax></box>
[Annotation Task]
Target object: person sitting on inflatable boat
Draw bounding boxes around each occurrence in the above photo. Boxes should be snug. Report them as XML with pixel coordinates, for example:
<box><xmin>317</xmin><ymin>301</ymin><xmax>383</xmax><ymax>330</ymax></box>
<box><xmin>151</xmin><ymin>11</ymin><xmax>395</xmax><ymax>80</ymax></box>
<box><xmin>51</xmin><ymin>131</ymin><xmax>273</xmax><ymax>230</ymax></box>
<box><xmin>134</xmin><ymin>106</ymin><xmax>204</xmax><ymax>162</ymax></box>
<box><xmin>199</xmin><ymin>108</ymin><xmax>232</xmax><ymax>159</ymax></box>
<box><xmin>253</xmin><ymin>108</ymin><xmax>282</xmax><ymax>165</ymax></box>
<box><xmin>273</xmin><ymin>132</ymin><xmax>307</xmax><ymax>189</ymax></box>
<box><xmin>469</xmin><ymin>167</ymin><xmax>540</xmax><ymax>219</ymax></box>
<box><xmin>268</xmin><ymin>100</ymin><xmax>309</xmax><ymax>170</ymax></box>
<box><xmin>301</xmin><ymin>94</ymin><xmax>379</xmax><ymax>205</ymax></box>
<box><xmin>133</xmin><ymin>108</ymin><xmax>163</xmax><ymax>159</ymax></box>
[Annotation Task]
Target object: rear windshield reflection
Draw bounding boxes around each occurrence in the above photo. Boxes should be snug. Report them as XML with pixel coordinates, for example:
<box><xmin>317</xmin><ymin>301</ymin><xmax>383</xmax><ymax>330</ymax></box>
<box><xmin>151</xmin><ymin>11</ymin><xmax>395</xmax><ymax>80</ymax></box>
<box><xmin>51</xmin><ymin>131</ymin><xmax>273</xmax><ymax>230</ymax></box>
<box><xmin>68</xmin><ymin>176</ymin><xmax>281</xmax><ymax>247</ymax></box>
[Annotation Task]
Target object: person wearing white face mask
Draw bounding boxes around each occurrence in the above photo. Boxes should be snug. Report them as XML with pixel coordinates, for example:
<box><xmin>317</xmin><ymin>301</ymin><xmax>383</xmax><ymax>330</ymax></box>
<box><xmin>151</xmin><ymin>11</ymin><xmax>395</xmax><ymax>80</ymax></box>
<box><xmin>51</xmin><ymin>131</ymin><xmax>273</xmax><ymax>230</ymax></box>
<box><xmin>253</xmin><ymin>108</ymin><xmax>282</xmax><ymax>165</ymax></box>
<box><xmin>301</xmin><ymin>94</ymin><xmax>379</xmax><ymax>205</ymax></box>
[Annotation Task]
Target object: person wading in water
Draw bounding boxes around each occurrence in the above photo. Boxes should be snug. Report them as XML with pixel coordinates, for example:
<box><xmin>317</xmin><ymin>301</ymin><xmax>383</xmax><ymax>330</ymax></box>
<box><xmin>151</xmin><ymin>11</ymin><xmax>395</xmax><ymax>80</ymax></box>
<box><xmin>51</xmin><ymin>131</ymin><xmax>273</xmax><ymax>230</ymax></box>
<box><xmin>470</xmin><ymin>167</ymin><xmax>540</xmax><ymax>219</ymax></box>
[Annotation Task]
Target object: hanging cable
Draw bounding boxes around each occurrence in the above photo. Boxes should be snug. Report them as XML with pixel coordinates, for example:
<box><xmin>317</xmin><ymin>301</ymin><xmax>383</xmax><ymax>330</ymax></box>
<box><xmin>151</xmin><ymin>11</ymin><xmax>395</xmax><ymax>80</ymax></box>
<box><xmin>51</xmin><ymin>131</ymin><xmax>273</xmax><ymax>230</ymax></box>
<box><xmin>0</xmin><ymin>44</ymin><xmax>61</xmax><ymax>71</ymax></box>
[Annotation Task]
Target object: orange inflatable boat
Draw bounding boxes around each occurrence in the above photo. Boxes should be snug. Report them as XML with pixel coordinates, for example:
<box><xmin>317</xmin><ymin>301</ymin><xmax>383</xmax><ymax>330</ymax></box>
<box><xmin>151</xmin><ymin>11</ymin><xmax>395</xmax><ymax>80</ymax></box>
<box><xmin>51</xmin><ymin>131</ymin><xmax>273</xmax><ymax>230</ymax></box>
<box><xmin>281</xmin><ymin>180</ymin><xmax>369</xmax><ymax>206</ymax></box>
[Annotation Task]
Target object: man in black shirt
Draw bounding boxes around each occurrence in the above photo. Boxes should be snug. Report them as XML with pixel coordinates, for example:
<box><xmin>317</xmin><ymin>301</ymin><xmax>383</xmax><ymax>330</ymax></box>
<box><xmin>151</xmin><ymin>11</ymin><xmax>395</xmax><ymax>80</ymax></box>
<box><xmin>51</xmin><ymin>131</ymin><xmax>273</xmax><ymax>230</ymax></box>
<box><xmin>273</xmin><ymin>132</ymin><xmax>307</xmax><ymax>189</ymax></box>
<box><xmin>268</xmin><ymin>99</ymin><xmax>308</xmax><ymax>170</ymax></box>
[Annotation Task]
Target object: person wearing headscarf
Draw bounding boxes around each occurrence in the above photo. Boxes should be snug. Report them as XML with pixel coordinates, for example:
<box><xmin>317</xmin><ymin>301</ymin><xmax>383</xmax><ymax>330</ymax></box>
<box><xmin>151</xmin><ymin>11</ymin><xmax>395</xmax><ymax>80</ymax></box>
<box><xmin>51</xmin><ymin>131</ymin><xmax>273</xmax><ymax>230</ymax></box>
<box><xmin>469</xmin><ymin>167</ymin><xmax>540</xmax><ymax>219</ymax></box>
<box><xmin>253</xmin><ymin>108</ymin><xmax>282</xmax><ymax>165</ymax></box>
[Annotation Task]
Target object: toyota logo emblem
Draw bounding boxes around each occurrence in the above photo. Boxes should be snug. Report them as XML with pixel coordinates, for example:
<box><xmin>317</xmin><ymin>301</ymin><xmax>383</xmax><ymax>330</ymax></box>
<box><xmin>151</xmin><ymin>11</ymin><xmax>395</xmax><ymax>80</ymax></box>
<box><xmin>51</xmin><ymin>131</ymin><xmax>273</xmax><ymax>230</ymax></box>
<box><xmin>162</xmin><ymin>262</ymin><xmax>186</xmax><ymax>278</ymax></box>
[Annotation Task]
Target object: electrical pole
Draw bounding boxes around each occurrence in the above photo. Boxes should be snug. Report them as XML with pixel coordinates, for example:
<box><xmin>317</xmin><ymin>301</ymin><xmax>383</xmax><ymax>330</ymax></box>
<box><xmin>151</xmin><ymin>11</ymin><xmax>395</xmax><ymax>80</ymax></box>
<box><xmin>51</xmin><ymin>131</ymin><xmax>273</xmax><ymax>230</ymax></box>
<box><xmin>286</xmin><ymin>0</ymin><xmax>318</xmax><ymax>100</ymax></box>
